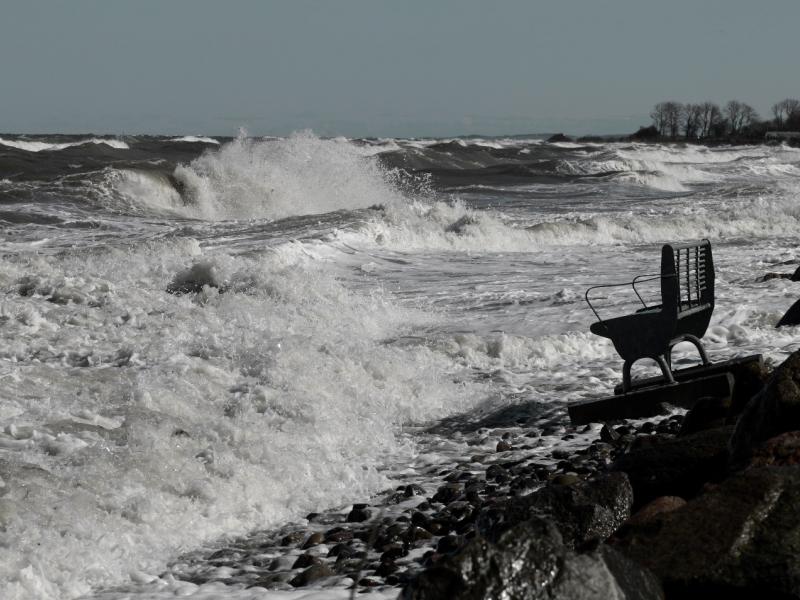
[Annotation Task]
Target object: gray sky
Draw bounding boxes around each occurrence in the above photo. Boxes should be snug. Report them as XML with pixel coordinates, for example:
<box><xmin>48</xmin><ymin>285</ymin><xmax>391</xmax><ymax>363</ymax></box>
<box><xmin>1</xmin><ymin>0</ymin><xmax>797</xmax><ymax>137</ymax></box>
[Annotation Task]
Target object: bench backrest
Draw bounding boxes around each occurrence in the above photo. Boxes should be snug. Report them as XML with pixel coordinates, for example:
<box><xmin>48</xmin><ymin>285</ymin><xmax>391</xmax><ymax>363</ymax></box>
<box><xmin>660</xmin><ymin>240</ymin><xmax>714</xmax><ymax>315</ymax></box>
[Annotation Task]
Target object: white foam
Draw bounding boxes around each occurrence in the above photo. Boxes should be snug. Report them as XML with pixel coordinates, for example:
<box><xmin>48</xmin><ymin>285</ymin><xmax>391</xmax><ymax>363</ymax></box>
<box><xmin>0</xmin><ymin>239</ymin><xmax>486</xmax><ymax>599</ymax></box>
<box><xmin>166</xmin><ymin>131</ymin><xmax>407</xmax><ymax>220</ymax></box>
<box><xmin>0</xmin><ymin>137</ymin><xmax>129</xmax><ymax>152</ymax></box>
<box><xmin>170</xmin><ymin>136</ymin><xmax>221</xmax><ymax>145</ymax></box>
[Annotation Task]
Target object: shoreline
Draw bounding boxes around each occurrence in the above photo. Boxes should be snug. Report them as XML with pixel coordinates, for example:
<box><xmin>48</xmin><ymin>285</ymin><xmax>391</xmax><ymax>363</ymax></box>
<box><xmin>93</xmin><ymin>345</ymin><xmax>800</xmax><ymax>599</ymax></box>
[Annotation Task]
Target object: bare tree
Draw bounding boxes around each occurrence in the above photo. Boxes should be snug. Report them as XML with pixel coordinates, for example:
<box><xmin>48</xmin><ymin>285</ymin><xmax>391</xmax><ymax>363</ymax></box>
<box><xmin>697</xmin><ymin>102</ymin><xmax>722</xmax><ymax>138</ymax></box>
<box><xmin>725</xmin><ymin>100</ymin><xmax>758</xmax><ymax>135</ymax></box>
<box><xmin>650</xmin><ymin>103</ymin><xmax>668</xmax><ymax>136</ymax></box>
<box><xmin>772</xmin><ymin>98</ymin><xmax>800</xmax><ymax>128</ymax></box>
<box><xmin>682</xmin><ymin>103</ymin><xmax>704</xmax><ymax>139</ymax></box>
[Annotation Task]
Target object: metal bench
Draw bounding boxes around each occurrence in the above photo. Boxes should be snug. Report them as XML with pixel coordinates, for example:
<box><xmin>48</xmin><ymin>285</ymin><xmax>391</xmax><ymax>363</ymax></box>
<box><xmin>586</xmin><ymin>240</ymin><xmax>715</xmax><ymax>392</ymax></box>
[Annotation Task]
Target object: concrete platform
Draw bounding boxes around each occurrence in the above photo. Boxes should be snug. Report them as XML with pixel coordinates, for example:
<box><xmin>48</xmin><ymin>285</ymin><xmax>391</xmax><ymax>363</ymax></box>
<box><xmin>568</xmin><ymin>372</ymin><xmax>735</xmax><ymax>426</ymax></box>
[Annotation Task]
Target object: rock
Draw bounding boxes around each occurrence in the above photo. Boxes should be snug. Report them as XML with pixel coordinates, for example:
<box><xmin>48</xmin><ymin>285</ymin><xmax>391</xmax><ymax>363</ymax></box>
<box><xmin>793</xmin><ymin>266</ymin><xmax>800</xmax><ymax>282</ymax></box>
<box><xmin>289</xmin><ymin>563</ymin><xmax>334</xmax><ymax>587</ymax></box>
<box><xmin>436</xmin><ymin>535</ymin><xmax>463</xmax><ymax>554</ymax></box>
<box><xmin>432</xmin><ymin>483</ymin><xmax>463</xmax><ymax>504</ymax></box>
<box><xmin>495</xmin><ymin>440</ymin><xmax>512</xmax><ymax>452</ymax></box>
<box><xmin>291</xmin><ymin>553</ymin><xmax>323</xmax><ymax>569</ymax></box>
<box><xmin>551</xmin><ymin>473</ymin><xmax>582</xmax><ymax>486</ymax></box>
<box><xmin>777</xmin><ymin>299</ymin><xmax>800</xmax><ymax>328</ymax></box>
<box><xmin>402</xmin><ymin>516</ymin><xmax>663</xmax><ymax>600</ymax></box>
<box><xmin>614</xmin><ymin>467</ymin><xmax>800</xmax><ymax>598</ymax></box>
<box><xmin>625</xmin><ymin>496</ymin><xmax>687</xmax><ymax>527</ymax></box>
<box><xmin>730</xmin><ymin>351</ymin><xmax>800</xmax><ymax>467</ymax></box>
<box><xmin>478</xmin><ymin>472</ymin><xmax>633</xmax><ymax>548</ymax></box>
<box><xmin>600</xmin><ymin>424</ymin><xmax>621</xmax><ymax>444</ymax></box>
<box><xmin>346</xmin><ymin>506</ymin><xmax>372</xmax><ymax>523</ymax></box>
<box><xmin>279</xmin><ymin>531</ymin><xmax>305</xmax><ymax>546</ymax></box>
<box><xmin>757</xmin><ymin>272</ymin><xmax>793</xmax><ymax>283</ymax></box>
<box><xmin>611</xmin><ymin>426</ymin><xmax>732</xmax><ymax>509</ymax></box>
<box><xmin>748</xmin><ymin>431</ymin><xmax>800</xmax><ymax>468</ymax></box>
<box><xmin>679</xmin><ymin>395</ymin><xmax>731</xmax><ymax>435</ymax></box>
<box><xmin>324</xmin><ymin>527</ymin><xmax>353</xmax><ymax>543</ymax></box>
<box><xmin>301</xmin><ymin>532</ymin><xmax>325</xmax><ymax>548</ymax></box>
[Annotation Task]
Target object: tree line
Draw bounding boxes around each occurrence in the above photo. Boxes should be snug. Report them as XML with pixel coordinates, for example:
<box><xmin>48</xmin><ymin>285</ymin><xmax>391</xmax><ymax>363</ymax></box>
<box><xmin>644</xmin><ymin>98</ymin><xmax>800</xmax><ymax>140</ymax></box>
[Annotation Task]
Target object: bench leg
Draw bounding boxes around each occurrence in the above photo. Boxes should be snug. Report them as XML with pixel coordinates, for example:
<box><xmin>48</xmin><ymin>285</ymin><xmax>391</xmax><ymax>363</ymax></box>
<box><xmin>669</xmin><ymin>334</ymin><xmax>711</xmax><ymax>367</ymax></box>
<box><xmin>622</xmin><ymin>356</ymin><xmax>675</xmax><ymax>393</ymax></box>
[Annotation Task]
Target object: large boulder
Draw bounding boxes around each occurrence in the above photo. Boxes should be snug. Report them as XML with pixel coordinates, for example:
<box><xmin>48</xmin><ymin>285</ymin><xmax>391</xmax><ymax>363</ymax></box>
<box><xmin>613</xmin><ymin>466</ymin><xmax>800</xmax><ymax>598</ymax></box>
<box><xmin>476</xmin><ymin>472</ymin><xmax>633</xmax><ymax>547</ymax></box>
<box><xmin>730</xmin><ymin>350</ymin><xmax>800</xmax><ymax>467</ymax></box>
<box><xmin>403</xmin><ymin>516</ymin><xmax>663</xmax><ymax>600</ymax></box>
<box><xmin>611</xmin><ymin>426</ymin><xmax>732</xmax><ymax>509</ymax></box>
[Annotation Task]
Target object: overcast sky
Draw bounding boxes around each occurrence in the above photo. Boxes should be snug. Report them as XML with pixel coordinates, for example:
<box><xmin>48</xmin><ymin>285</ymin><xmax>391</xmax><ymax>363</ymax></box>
<box><xmin>1</xmin><ymin>0</ymin><xmax>797</xmax><ymax>137</ymax></box>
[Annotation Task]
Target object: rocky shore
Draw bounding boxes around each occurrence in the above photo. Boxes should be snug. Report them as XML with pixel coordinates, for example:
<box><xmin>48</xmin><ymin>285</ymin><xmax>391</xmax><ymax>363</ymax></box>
<box><xmin>148</xmin><ymin>348</ymin><xmax>800</xmax><ymax>599</ymax></box>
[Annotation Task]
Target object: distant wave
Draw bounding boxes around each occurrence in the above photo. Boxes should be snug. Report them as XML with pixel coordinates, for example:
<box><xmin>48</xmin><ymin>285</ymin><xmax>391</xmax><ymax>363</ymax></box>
<box><xmin>0</xmin><ymin>137</ymin><xmax>129</xmax><ymax>152</ymax></box>
<box><xmin>169</xmin><ymin>136</ymin><xmax>220</xmax><ymax>144</ymax></box>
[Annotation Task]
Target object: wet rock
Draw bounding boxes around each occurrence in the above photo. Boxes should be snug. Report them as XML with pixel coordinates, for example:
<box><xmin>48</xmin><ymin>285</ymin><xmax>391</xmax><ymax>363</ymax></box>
<box><xmin>404</xmin><ymin>484</ymin><xmax>426</xmax><ymax>497</ymax></box>
<box><xmin>289</xmin><ymin>563</ymin><xmax>334</xmax><ymax>587</ymax></box>
<box><xmin>730</xmin><ymin>350</ymin><xmax>800</xmax><ymax>467</ymax></box>
<box><xmin>324</xmin><ymin>527</ymin><xmax>353</xmax><ymax>543</ymax></box>
<box><xmin>611</xmin><ymin>425</ymin><xmax>732</xmax><ymax>509</ymax></box>
<box><xmin>381</xmin><ymin>544</ymin><xmax>408</xmax><ymax>562</ymax></box>
<box><xmin>436</xmin><ymin>535</ymin><xmax>463</xmax><ymax>554</ymax></box>
<box><xmin>614</xmin><ymin>467</ymin><xmax>800</xmax><ymax>598</ymax></box>
<box><xmin>478</xmin><ymin>471</ymin><xmax>633</xmax><ymax>548</ymax></box>
<box><xmin>485</xmin><ymin>464</ymin><xmax>508</xmax><ymax>482</ymax></box>
<box><xmin>600</xmin><ymin>423</ymin><xmax>621</xmax><ymax>444</ymax></box>
<box><xmin>625</xmin><ymin>496</ymin><xmax>687</xmax><ymax>527</ymax></box>
<box><xmin>376</xmin><ymin>561</ymin><xmax>399</xmax><ymax>577</ymax></box>
<box><xmin>301</xmin><ymin>532</ymin><xmax>325</xmax><ymax>549</ymax></box>
<box><xmin>402</xmin><ymin>516</ymin><xmax>663</xmax><ymax>600</ymax></box>
<box><xmin>280</xmin><ymin>531</ymin><xmax>306</xmax><ymax>546</ymax></box>
<box><xmin>679</xmin><ymin>395</ymin><xmax>731</xmax><ymax>435</ymax></box>
<box><xmin>346</xmin><ymin>505</ymin><xmax>372</xmax><ymax>523</ymax></box>
<box><xmin>778</xmin><ymin>299</ymin><xmax>800</xmax><ymax>328</ymax></box>
<box><xmin>551</xmin><ymin>473</ymin><xmax>581</xmax><ymax>486</ymax></box>
<box><xmin>748</xmin><ymin>431</ymin><xmax>800</xmax><ymax>468</ymax></box>
<box><xmin>495</xmin><ymin>440</ymin><xmax>512</xmax><ymax>452</ymax></box>
<box><xmin>432</xmin><ymin>483</ymin><xmax>463</xmax><ymax>504</ymax></box>
<box><xmin>406</xmin><ymin>526</ymin><xmax>434</xmax><ymax>543</ymax></box>
<box><xmin>291</xmin><ymin>553</ymin><xmax>323</xmax><ymax>569</ymax></box>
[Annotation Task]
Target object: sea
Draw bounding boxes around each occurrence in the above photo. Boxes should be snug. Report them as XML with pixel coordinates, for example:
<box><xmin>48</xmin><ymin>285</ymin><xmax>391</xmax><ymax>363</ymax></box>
<box><xmin>1</xmin><ymin>131</ymin><xmax>800</xmax><ymax>599</ymax></box>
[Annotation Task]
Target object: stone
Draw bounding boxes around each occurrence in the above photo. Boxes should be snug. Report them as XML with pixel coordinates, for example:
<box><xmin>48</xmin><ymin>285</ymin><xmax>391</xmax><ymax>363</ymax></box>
<box><xmin>291</xmin><ymin>553</ymin><xmax>323</xmax><ymax>569</ymax></box>
<box><xmin>477</xmin><ymin>472</ymin><xmax>633</xmax><ymax>548</ymax></box>
<box><xmin>279</xmin><ymin>531</ymin><xmax>305</xmax><ymax>546</ymax></box>
<box><xmin>624</xmin><ymin>496</ymin><xmax>687</xmax><ymax>527</ymax></box>
<box><xmin>748</xmin><ymin>431</ymin><xmax>800</xmax><ymax>468</ymax></box>
<box><xmin>495</xmin><ymin>440</ymin><xmax>512</xmax><ymax>452</ymax></box>
<box><xmin>401</xmin><ymin>516</ymin><xmax>663</xmax><ymax>600</ymax></box>
<box><xmin>611</xmin><ymin>425</ymin><xmax>732</xmax><ymax>509</ymax></box>
<box><xmin>289</xmin><ymin>563</ymin><xmax>334</xmax><ymax>587</ymax></box>
<box><xmin>614</xmin><ymin>467</ymin><xmax>800</xmax><ymax>598</ymax></box>
<box><xmin>730</xmin><ymin>350</ymin><xmax>800</xmax><ymax>467</ymax></box>
<box><xmin>301</xmin><ymin>532</ymin><xmax>325</xmax><ymax>548</ymax></box>
<box><xmin>432</xmin><ymin>483</ymin><xmax>463</xmax><ymax>504</ymax></box>
<box><xmin>600</xmin><ymin>424</ymin><xmax>621</xmax><ymax>444</ymax></box>
<box><xmin>679</xmin><ymin>395</ymin><xmax>731</xmax><ymax>435</ymax></box>
<box><xmin>777</xmin><ymin>299</ymin><xmax>800</xmax><ymax>328</ymax></box>
<box><xmin>324</xmin><ymin>527</ymin><xmax>353</xmax><ymax>543</ymax></box>
<box><xmin>346</xmin><ymin>507</ymin><xmax>372</xmax><ymax>523</ymax></box>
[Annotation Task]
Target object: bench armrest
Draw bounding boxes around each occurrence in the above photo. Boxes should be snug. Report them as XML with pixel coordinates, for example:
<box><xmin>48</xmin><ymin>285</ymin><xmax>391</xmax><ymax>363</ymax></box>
<box><xmin>585</xmin><ymin>273</ymin><xmax>666</xmax><ymax>323</ymax></box>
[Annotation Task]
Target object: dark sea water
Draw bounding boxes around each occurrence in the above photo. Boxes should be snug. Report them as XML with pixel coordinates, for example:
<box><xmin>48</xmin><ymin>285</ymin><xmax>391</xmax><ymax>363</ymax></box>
<box><xmin>2</xmin><ymin>132</ymin><xmax>800</xmax><ymax>599</ymax></box>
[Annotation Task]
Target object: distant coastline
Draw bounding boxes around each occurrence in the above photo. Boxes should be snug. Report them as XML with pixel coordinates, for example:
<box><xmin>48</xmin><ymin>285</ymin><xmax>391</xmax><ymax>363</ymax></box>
<box><xmin>547</xmin><ymin>97</ymin><xmax>800</xmax><ymax>147</ymax></box>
